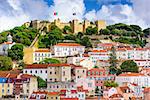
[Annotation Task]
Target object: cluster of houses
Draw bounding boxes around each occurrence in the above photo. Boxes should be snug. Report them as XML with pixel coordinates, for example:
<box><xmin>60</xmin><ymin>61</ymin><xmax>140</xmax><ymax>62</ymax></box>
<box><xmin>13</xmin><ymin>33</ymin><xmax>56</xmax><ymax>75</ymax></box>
<box><xmin>0</xmin><ymin>35</ymin><xmax>150</xmax><ymax>99</ymax></box>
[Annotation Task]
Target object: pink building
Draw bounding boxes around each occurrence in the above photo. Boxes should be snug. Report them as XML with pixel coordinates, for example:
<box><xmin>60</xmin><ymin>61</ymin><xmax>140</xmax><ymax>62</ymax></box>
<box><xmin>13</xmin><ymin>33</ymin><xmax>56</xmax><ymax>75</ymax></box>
<box><xmin>87</xmin><ymin>68</ymin><xmax>115</xmax><ymax>89</ymax></box>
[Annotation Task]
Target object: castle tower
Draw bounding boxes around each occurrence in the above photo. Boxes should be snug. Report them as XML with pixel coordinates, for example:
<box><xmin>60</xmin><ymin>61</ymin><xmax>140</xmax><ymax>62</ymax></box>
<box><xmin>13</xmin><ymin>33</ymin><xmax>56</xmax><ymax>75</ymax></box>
<box><xmin>7</xmin><ymin>34</ymin><xmax>13</xmax><ymax>43</ymax></box>
<box><xmin>54</xmin><ymin>18</ymin><xmax>61</xmax><ymax>27</ymax></box>
<box><xmin>83</xmin><ymin>20</ymin><xmax>90</xmax><ymax>33</ymax></box>
<box><xmin>72</xmin><ymin>19</ymin><xmax>79</xmax><ymax>33</ymax></box>
<box><xmin>95</xmin><ymin>20</ymin><xmax>106</xmax><ymax>32</ymax></box>
<box><xmin>31</xmin><ymin>20</ymin><xmax>41</xmax><ymax>30</ymax></box>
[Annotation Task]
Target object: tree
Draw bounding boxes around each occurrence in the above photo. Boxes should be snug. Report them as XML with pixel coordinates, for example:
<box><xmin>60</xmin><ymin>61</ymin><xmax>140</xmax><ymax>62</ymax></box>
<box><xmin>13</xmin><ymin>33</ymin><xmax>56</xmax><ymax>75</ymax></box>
<box><xmin>99</xmin><ymin>29</ymin><xmax>110</xmax><ymax>35</ymax></box>
<box><xmin>39</xmin><ymin>58</ymin><xmax>61</xmax><ymax>64</ymax></box>
<box><xmin>63</xmin><ymin>26</ymin><xmax>72</xmax><ymax>34</ymax></box>
<box><xmin>120</xmin><ymin>60</ymin><xmax>139</xmax><ymax>73</ymax></box>
<box><xmin>8</xmin><ymin>44</ymin><xmax>24</xmax><ymax>61</ymax></box>
<box><xmin>0</xmin><ymin>56</ymin><xmax>12</xmax><ymax>71</ymax></box>
<box><xmin>37</xmin><ymin>76</ymin><xmax>47</xmax><ymax>88</ymax></box>
<box><xmin>86</xmin><ymin>26</ymin><xmax>98</xmax><ymax>35</ymax></box>
<box><xmin>104</xmin><ymin>81</ymin><xmax>118</xmax><ymax>87</ymax></box>
<box><xmin>143</xmin><ymin>28</ymin><xmax>150</xmax><ymax>38</ymax></box>
<box><xmin>77</xmin><ymin>32</ymin><xmax>84</xmax><ymax>39</ymax></box>
<box><xmin>64</xmin><ymin>34</ymin><xmax>76</xmax><ymax>40</ymax></box>
<box><xmin>94</xmin><ymin>66</ymin><xmax>99</xmax><ymax>68</ymax></box>
<box><xmin>80</xmin><ymin>36</ymin><xmax>92</xmax><ymax>48</ymax></box>
<box><xmin>109</xmin><ymin>46</ymin><xmax>118</xmax><ymax>74</ymax></box>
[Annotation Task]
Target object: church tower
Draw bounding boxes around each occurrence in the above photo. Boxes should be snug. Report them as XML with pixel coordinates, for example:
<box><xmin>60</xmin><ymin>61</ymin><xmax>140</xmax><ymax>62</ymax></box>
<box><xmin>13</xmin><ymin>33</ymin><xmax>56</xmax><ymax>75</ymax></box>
<box><xmin>7</xmin><ymin>34</ymin><xmax>13</xmax><ymax>43</ymax></box>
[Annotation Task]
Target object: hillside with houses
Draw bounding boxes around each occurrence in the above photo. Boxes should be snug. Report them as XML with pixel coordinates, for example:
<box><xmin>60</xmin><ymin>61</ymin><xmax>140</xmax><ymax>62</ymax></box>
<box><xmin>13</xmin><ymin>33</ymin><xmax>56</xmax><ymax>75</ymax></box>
<box><xmin>0</xmin><ymin>19</ymin><xmax>150</xmax><ymax>100</ymax></box>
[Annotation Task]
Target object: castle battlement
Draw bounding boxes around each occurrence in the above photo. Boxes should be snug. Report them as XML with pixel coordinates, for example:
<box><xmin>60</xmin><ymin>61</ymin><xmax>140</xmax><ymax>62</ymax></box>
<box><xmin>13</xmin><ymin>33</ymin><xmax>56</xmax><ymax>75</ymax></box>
<box><xmin>24</xmin><ymin>19</ymin><xmax>106</xmax><ymax>34</ymax></box>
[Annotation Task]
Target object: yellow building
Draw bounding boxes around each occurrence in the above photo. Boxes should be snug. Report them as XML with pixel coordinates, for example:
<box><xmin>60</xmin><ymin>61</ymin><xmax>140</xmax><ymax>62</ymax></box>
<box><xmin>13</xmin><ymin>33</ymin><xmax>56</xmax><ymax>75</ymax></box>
<box><xmin>24</xmin><ymin>19</ymin><xmax>106</xmax><ymax>34</ymax></box>
<box><xmin>47</xmin><ymin>92</ymin><xmax>60</xmax><ymax>100</ymax></box>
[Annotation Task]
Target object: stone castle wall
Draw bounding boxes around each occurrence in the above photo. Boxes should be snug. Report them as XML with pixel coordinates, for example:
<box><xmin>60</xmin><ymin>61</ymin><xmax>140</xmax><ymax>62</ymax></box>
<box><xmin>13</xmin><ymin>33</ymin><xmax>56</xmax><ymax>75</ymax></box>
<box><xmin>24</xmin><ymin>19</ymin><xmax>106</xmax><ymax>33</ymax></box>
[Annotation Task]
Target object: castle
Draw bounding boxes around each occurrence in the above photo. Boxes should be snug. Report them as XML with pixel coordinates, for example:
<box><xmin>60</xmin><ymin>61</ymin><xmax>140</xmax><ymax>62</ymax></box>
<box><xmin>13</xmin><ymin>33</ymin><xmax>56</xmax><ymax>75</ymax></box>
<box><xmin>24</xmin><ymin>19</ymin><xmax>106</xmax><ymax>33</ymax></box>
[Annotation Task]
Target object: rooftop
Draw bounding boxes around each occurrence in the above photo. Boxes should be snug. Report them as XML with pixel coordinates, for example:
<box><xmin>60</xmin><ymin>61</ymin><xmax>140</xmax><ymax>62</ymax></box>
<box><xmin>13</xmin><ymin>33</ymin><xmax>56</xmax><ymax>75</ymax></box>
<box><xmin>118</xmin><ymin>73</ymin><xmax>145</xmax><ymax>77</ymax></box>
<box><xmin>34</xmin><ymin>49</ymin><xmax>51</xmax><ymax>52</ymax></box>
<box><xmin>25</xmin><ymin>64</ymin><xmax>70</xmax><ymax>69</ymax></box>
<box><xmin>55</xmin><ymin>43</ymin><xmax>83</xmax><ymax>47</ymax></box>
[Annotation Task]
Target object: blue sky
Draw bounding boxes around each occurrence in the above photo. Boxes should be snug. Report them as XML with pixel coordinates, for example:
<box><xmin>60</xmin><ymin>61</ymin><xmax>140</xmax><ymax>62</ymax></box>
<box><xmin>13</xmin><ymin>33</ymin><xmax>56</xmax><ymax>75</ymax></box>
<box><xmin>44</xmin><ymin>0</ymin><xmax>133</xmax><ymax>12</ymax></box>
<box><xmin>0</xmin><ymin>0</ymin><xmax>149</xmax><ymax>32</ymax></box>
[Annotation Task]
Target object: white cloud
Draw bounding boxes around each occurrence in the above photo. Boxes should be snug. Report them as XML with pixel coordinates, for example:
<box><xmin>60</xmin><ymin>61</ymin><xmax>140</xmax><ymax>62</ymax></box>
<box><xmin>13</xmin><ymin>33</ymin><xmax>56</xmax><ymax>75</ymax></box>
<box><xmin>85</xmin><ymin>2</ymin><xmax>149</xmax><ymax>28</ymax></box>
<box><xmin>0</xmin><ymin>0</ymin><xmax>49</xmax><ymax>32</ymax></box>
<box><xmin>0</xmin><ymin>0</ymin><xmax>149</xmax><ymax>32</ymax></box>
<box><xmin>48</xmin><ymin>0</ymin><xmax>85</xmax><ymax>22</ymax></box>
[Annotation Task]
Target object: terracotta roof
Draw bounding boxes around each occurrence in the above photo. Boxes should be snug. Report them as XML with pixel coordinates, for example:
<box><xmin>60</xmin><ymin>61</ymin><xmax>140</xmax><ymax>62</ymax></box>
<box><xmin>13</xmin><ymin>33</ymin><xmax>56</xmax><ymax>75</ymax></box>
<box><xmin>143</xmin><ymin>87</ymin><xmax>150</xmax><ymax>93</ymax></box>
<box><xmin>91</xmin><ymin>50</ymin><xmax>108</xmax><ymax>53</ymax></box>
<box><xmin>8</xmin><ymin>73</ymin><xmax>18</xmax><ymax>78</ymax></box>
<box><xmin>33</xmin><ymin>91</ymin><xmax>48</xmax><ymax>94</ymax></box>
<box><xmin>3</xmin><ymin>42</ymin><xmax>13</xmax><ymax>44</ymax></box>
<box><xmin>55</xmin><ymin>43</ymin><xmax>83</xmax><ymax>47</ymax></box>
<box><xmin>109</xmin><ymin>94</ymin><xmax>123</xmax><ymax>98</ymax></box>
<box><xmin>25</xmin><ymin>64</ymin><xmax>70</xmax><ymax>69</ymax></box>
<box><xmin>47</xmin><ymin>92</ymin><xmax>59</xmax><ymax>95</ymax></box>
<box><xmin>118</xmin><ymin>73</ymin><xmax>145</xmax><ymax>77</ymax></box>
<box><xmin>35</xmin><ymin>49</ymin><xmax>51</xmax><ymax>52</ymax></box>
<box><xmin>60</xmin><ymin>98</ymin><xmax>79</xmax><ymax>100</ymax></box>
<box><xmin>0</xmin><ymin>72</ymin><xmax>9</xmax><ymax>78</ymax></box>
<box><xmin>88</xmin><ymin>68</ymin><xmax>105</xmax><ymax>72</ymax></box>
<box><xmin>21</xmin><ymin>74</ymin><xmax>34</xmax><ymax>78</ymax></box>
<box><xmin>25</xmin><ymin>64</ymin><xmax>49</xmax><ymax>69</ymax></box>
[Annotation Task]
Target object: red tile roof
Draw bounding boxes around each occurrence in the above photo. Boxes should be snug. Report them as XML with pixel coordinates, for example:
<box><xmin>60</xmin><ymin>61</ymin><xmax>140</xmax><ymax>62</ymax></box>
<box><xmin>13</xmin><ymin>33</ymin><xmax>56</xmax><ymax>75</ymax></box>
<box><xmin>32</xmin><ymin>91</ymin><xmax>48</xmax><ymax>94</ymax></box>
<box><xmin>25</xmin><ymin>64</ymin><xmax>70</xmax><ymax>69</ymax></box>
<box><xmin>47</xmin><ymin>92</ymin><xmax>59</xmax><ymax>95</ymax></box>
<box><xmin>35</xmin><ymin>49</ymin><xmax>51</xmax><ymax>52</ymax></box>
<box><xmin>91</xmin><ymin>50</ymin><xmax>108</xmax><ymax>53</ymax></box>
<box><xmin>143</xmin><ymin>87</ymin><xmax>150</xmax><ymax>93</ymax></box>
<box><xmin>21</xmin><ymin>74</ymin><xmax>34</xmax><ymax>78</ymax></box>
<box><xmin>109</xmin><ymin>94</ymin><xmax>123</xmax><ymax>98</ymax></box>
<box><xmin>55</xmin><ymin>43</ymin><xmax>83</xmax><ymax>47</ymax></box>
<box><xmin>60</xmin><ymin>98</ymin><xmax>79</xmax><ymax>100</ymax></box>
<box><xmin>0</xmin><ymin>72</ymin><xmax>9</xmax><ymax>78</ymax></box>
<box><xmin>118</xmin><ymin>73</ymin><xmax>145</xmax><ymax>77</ymax></box>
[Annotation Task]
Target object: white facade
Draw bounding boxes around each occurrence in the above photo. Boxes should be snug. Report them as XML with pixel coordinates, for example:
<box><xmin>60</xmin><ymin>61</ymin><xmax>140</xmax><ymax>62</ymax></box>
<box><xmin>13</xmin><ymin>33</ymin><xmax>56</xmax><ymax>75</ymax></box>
<box><xmin>54</xmin><ymin>43</ymin><xmax>85</xmax><ymax>57</ymax></box>
<box><xmin>0</xmin><ymin>34</ymin><xmax>15</xmax><ymax>55</ymax></box>
<box><xmin>67</xmin><ymin>57</ymin><xmax>89</xmax><ymax>65</ymax></box>
<box><xmin>33</xmin><ymin>49</ymin><xmax>52</xmax><ymax>63</ymax></box>
<box><xmin>134</xmin><ymin>60</ymin><xmax>150</xmax><ymax>67</ymax></box>
<box><xmin>115</xmin><ymin>73</ymin><xmax>150</xmax><ymax>87</ymax></box>
<box><xmin>23</xmin><ymin>68</ymin><xmax>48</xmax><ymax>81</ymax></box>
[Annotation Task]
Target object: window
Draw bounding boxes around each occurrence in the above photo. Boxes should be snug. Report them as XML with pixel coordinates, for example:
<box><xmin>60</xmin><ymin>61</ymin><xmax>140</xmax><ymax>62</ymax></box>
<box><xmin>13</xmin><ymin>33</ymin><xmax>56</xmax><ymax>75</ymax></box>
<box><xmin>2</xmin><ymin>89</ymin><xmax>4</xmax><ymax>93</ymax></box>
<box><xmin>35</xmin><ymin>70</ymin><xmax>37</xmax><ymax>73</ymax></box>
<box><xmin>30</xmin><ymin>70</ymin><xmax>32</xmax><ymax>73</ymax></box>
<box><xmin>55</xmin><ymin>78</ymin><xmax>57</xmax><ymax>82</ymax></box>
<box><xmin>83</xmin><ymin>70</ymin><xmax>85</xmax><ymax>73</ymax></box>
<box><xmin>41</xmin><ymin>70</ymin><xmax>42</xmax><ymax>73</ymax></box>
<box><xmin>45</xmin><ymin>70</ymin><xmax>47</xmax><ymax>73</ymax></box>
<box><xmin>2</xmin><ymin>84</ymin><xmax>4</xmax><ymax>87</ymax></box>
<box><xmin>8</xmin><ymin>84</ymin><xmax>9</xmax><ymax>87</ymax></box>
<box><xmin>25</xmin><ymin>70</ymin><xmax>27</xmax><ymax>73</ymax></box>
<box><xmin>56</xmin><ymin>97</ymin><xmax>58</xmax><ymax>99</ymax></box>
<box><xmin>51</xmin><ymin>97</ymin><xmax>53</xmax><ymax>99</ymax></box>
<box><xmin>55</xmin><ymin>72</ymin><xmax>57</xmax><ymax>74</ymax></box>
<box><xmin>7</xmin><ymin>89</ymin><xmax>9</xmax><ymax>93</ymax></box>
<box><xmin>50</xmin><ymin>72</ymin><xmax>52</xmax><ymax>74</ymax></box>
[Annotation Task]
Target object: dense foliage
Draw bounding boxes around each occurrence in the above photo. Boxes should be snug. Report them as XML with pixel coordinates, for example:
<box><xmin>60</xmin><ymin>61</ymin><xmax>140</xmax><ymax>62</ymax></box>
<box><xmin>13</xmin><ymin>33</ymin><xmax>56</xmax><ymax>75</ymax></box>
<box><xmin>86</xmin><ymin>26</ymin><xmax>98</xmax><ymax>35</ymax></box>
<box><xmin>39</xmin><ymin>58</ymin><xmax>61</xmax><ymax>64</ymax></box>
<box><xmin>0</xmin><ymin>25</ymin><xmax>37</xmax><ymax>46</ymax></box>
<box><xmin>104</xmin><ymin>81</ymin><xmax>118</xmax><ymax>87</ymax></box>
<box><xmin>0</xmin><ymin>56</ymin><xmax>12</xmax><ymax>71</ymax></box>
<box><xmin>38</xmin><ymin>25</ymin><xmax>64</xmax><ymax>48</ymax></box>
<box><xmin>8</xmin><ymin>44</ymin><xmax>24</xmax><ymax>60</ymax></box>
<box><xmin>120</xmin><ymin>60</ymin><xmax>139</xmax><ymax>73</ymax></box>
<box><xmin>37</xmin><ymin>76</ymin><xmax>47</xmax><ymax>88</ymax></box>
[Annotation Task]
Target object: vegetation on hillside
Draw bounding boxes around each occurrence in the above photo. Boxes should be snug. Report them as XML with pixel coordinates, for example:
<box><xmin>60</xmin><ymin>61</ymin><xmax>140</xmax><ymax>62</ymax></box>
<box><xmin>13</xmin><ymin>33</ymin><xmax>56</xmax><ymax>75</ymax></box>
<box><xmin>37</xmin><ymin>76</ymin><xmax>47</xmax><ymax>88</ymax></box>
<box><xmin>104</xmin><ymin>81</ymin><xmax>118</xmax><ymax>87</ymax></box>
<box><xmin>8</xmin><ymin>44</ymin><xmax>24</xmax><ymax>61</ymax></box>
<box><xmin>0</xmin><ymin>56</ymin><xmax>12</xmax><ymax>71</ymax></box>
<box><xmin>120</xmin><ymin>60</ymin><xmax>139</xmax><ymax>73</ymax></box>
<box><xmin>0</xmin><ymin>25</ymin><xmax>37</xmax><ymax>46</ymax></box>
<box><xmin>39</xmin><ymin>58</ymin><xmax>61</xmax><ymax>64</ymax></box>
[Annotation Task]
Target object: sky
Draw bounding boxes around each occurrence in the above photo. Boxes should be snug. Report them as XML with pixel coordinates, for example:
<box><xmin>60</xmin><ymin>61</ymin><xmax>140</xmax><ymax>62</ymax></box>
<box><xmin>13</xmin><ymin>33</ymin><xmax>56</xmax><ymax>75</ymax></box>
<box><xmin>0</xmin><ymin>0</ymin><xmax>150</xmax><ymax>32</ymax></box>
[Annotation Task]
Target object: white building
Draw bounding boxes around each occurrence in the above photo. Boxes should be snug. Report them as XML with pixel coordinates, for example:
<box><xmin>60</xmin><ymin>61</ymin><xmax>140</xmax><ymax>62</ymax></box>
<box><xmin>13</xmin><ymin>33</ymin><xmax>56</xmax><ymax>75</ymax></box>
<box><xmin>115</xmin><ymin>73</ymin><xmax>150</xmax><ymax>87</ymax></box>
<box><xmin>23</xmin><ymin>64</ymin><xmax>48</xmax><ymax>81</ymax></box>
<box><xmin>0</xmin><ymin>34</ymin><xmax>15</xmax><ymax>55</ymax></box>
<box><xmin>33</xmin><ymin>49</ymin><xmax>52</xmax><ymax>63</ymax></box>
<box><xmin>88</xmin><ymin>50</ymin><xmax>110</xmax><ymax>65</ymax></box>
<box><xmin>54</xmin><ymin>43</ymin><xmax>85</xmax><ymax>57</ymax></box>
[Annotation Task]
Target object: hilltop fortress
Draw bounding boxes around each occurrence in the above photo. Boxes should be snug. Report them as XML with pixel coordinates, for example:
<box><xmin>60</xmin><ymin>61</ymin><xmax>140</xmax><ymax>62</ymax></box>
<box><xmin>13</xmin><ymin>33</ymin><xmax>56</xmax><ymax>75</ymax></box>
<box><xmin>24</xmin><ymin>19</ymin><xmax>106</xmax><ymax>33</ymax></box>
